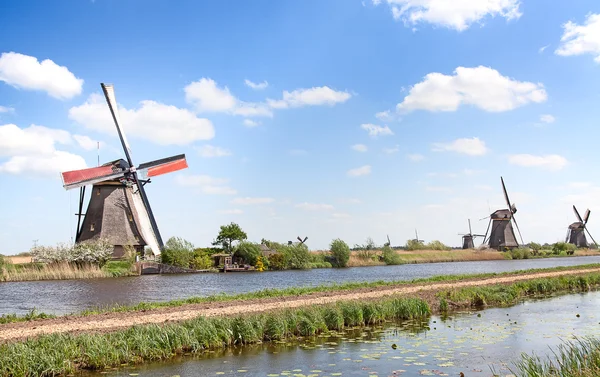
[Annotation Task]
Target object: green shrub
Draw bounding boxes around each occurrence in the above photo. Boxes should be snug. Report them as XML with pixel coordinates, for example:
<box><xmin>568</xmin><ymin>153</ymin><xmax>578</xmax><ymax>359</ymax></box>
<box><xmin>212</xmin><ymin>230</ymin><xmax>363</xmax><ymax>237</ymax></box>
<box><xmin>191</xmin><ymin>250</ymin><xmax>213</xmax><ymax>270</ymax></box>
<box><xmin>276</xmin><ymin>244</ymin><xmax>311</xmax><ymax>270</ymax></box>
<box><xmin>426</xmin><ymin>240</ymin><xmax>451</xmax><ymax>251</ymax></box>
<box><xmin>406</xmin><ymin>239</ymin><xmax>426</xmax><ymax>251</ymax></box>
<box><xmin>528</xmin><ymin>242</ymin><xmax>542</xmax><ymax>252</ymax></box>
<box><xmin>552</xmin><ymin>242</ymin><xmax>576</xmax><ymax>255</ymax></box>
<box><xmin>329</xmin><ymin>238</ymin><xmax>350</xmax><ymax>268</ymax></box>
<box><xmin>266</xmin><ymin>252</ymin><xmax>285</xmax><ymax>270</ymax></box>
<box><xmin>234</xmin><ymin>242</ymin><xmax>262</xmax><ymax>266</ymax></box>
<box><xmin>160</xmin><ymin>237</ymin><xmax>195</xmax><ymax>268</ymax></box>
<box><xmin>382</xmin><ymin>245</ymin><xmax>402</xmax><ymax>265</ymax></box>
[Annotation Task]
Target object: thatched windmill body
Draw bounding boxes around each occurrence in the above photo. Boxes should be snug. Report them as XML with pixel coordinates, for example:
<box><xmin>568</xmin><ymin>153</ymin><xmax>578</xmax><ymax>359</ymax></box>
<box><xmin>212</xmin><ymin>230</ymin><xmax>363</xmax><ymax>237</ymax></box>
<box><xmin>60</xmin><ymin>83</ymin><xmax>188</xmax><ymax>258</ymax></box>
<box><xmin>482</xmin><ymin>177</ymin><xmax>524</xmax><ymax>250</ymax></box>
<box><xmin>566</xmin><ymin>206</ymin><xmax>597</xmax><ymax>248</ymax></box>
<box><xmin>459</xmin><ymin>219</ymin><xmax>485</xmax><ymax>249</ymax></box>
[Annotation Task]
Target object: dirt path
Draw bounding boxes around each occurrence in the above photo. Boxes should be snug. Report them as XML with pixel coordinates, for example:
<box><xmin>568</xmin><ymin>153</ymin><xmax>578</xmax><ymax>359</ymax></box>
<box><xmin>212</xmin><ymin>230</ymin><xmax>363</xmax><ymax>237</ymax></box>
<box><xmin>2</xmin><ymin>267</ymin><xmax>599</xmax><ymax>343</ymax></box>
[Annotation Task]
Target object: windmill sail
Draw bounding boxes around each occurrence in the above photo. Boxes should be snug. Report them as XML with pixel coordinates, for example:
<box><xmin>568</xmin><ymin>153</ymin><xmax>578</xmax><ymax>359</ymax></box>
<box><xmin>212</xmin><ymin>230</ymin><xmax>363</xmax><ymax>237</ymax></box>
<box><xmin>102</xmin><ymin>83</ymin><xmax>133</xmax><ymax>163</ymax></box>
<box><xmin>131</xmin><ymin>185</ymin><xmax>161</xmax><ymax>255</ymax></box>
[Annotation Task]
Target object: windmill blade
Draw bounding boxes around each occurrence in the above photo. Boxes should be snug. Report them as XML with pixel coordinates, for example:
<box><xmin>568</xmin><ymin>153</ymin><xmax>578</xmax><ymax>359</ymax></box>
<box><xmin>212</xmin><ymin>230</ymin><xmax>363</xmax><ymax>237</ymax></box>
<box><xmin>573</xmin><ymin>205</ymin><xmax>584</xmax><ymax>224</ymax></box>
<box><xmin>585</xmin><ymin>227</ymin><xmax>598</xmax><ymax>247</ymax></box>
<box><xmin>61</xmin><ymin>165</ymin><xmax>126</xmax><ymax>190</ymax></box>
<box><xmin>137</xmin><ymin>154</ymin><xmax>188</xmax><ymax>179</ymax></box>
<box><xmin>511</xmin><ymin>215</ymin><xmax>525</xmax><ymax>246</ymax></box>
<box><xmin>501</xmin><ymin>176</ymin><xmax>514</xmax><ymax>212</ymax></box>
<box><xmin>303</xmin><ymin>236</ymin><xmax>308</xmax><ymax>243</ymax></box>
<box><xmin>387</xmin><ymin>234</ymin><xmax>391</xmax><ymax>244</ymax></box>
<box><xmin>584</xmin><ymin>209</ymin><xmax>591</xmax><ymax>225</ymax></box>
<box><xmin>101</xmin><ymin>83</ymin><xmax>134</xmax><ymax>165</ymax></box>
<box><xmin>468</xmin><ymin>219</ymin><xmax>473</xmax><ymax>235</ymax></box>
<box><xmin>297</xmin><ymin>236</ymin><xmax>303</xmax><ymax>243</ymax></box>
<box><xmin>130</xmin><ymin>185</ymin><xmax>162</xmax><ymax>255</ymax></box>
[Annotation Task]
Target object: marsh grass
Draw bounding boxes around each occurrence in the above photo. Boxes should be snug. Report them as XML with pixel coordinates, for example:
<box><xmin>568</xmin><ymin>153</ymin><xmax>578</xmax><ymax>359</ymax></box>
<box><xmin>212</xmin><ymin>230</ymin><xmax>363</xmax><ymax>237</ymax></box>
<box><xmin>0</xmin><ymin>261</ymin><xmax>137</xmax><ymax>282</ymax></box>
<box><xmin>0</xmin><ymin>297</ymin><xmax>432</xmax><ymax>376</ymax></box>
<box><xmin>512</xmin><ymin>337</ymin><xmax>600</xmax><ymax>377</ymax></box>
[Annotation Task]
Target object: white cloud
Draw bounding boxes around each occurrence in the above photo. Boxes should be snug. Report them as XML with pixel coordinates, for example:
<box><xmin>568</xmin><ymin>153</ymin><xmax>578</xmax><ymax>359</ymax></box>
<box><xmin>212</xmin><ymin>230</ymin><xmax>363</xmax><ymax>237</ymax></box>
<box><xmin>432</xmin><ymin>137</ymin><xmax>488</xmax><ymax>156</ymax></box>
<box><xmin>243</xmin><ymin>119</ymin><xmax>260</xmax><ymax>127</ymax></box>
<box><xmin>218</xmin><ymin>209</ymin><xmax>244</xmax><ymax>215</ymax></box>
<box><xmin>267</xmin><ymin>86</ymin><xmax>351</xmax><ymax>109</ymax></box>
<box><xmin>231</xmin><ymin>197</ymin><xmax>275</xmax><ymax>205</ymax></box>
<box><xmin>185</xmin><ymin>78</ymin><xmax>273</xmax><ymax>118</ymax></box>
<box><xmin>72</xmin><ymin>134</ymin><xmax>100</xmax><ymax>151</ymax></box>
<box><xmin>347</xmin><ymin>165</ymin><xmax>372</xmax><ymax>177</ymax></box>
<box><xmin>383</xmin><ymin>145</ymin><xmax>400</xmax><ymax>154</ymax></box>
<box><xmin>0</xmin><ymin>105</ymin><xmax>14</xmax><ymax>113</ymax></box>
<box><xmin>0</xmin><ymin>123</ymin><xmax>87</xmax><ymax>176</ymax></box>
<box><xmin>407</xmin><ymin>153</ymin><xmax>425</xmax><ymax>162</ymax></box>
<box><xmin>381</xmin><ymin>0</ymin><xmax>522</xmax><ymax>31</ymax></box>
<box><xmin>372</xmin><ymin>0</ymin><xmax>382</xmax><ymax>5</ymax></box>
<box><xmin>463</xmin><ymin>168</ymin><xmax>484</xmax><ymax>175</ymax></box>
<box><xmin>352</xmin><ymin>144</ymin><xmax>368</xmax><ymax>152</ymax></box>
<box><xmin>69</xmin><ymin>93</ymin><xmax>215</xmax><ymax>145</ymax></box>
<box><xmin>539</xmin><ymin>45</ymin><xmax>549</xmax><ymax>53</ymax></box>
<box><xmin>397</xmin><ymin>66</ymin><xmax>547</xmax><ymax>113</ymax></box>
<box><xmin>175</xmin><ymin>174</ymin><xmax>237</xmax><ymax>195</ymax></box>
<box><xmin>375</xmin><ymin>110</ymin><xmax>395</xmax><ymax>122</ymax></box>
<box><xmin>0</xmin><ymin>52</ymin><xmax>83</xmax><ymax>99</ymax></box>
<box><xmin>244</xmin><ymin>79</ymin><xmax>269</xmax><ymax>90</ymax></box>
<box><xmin>0</xmin><ymin>151</ymin><xmax>86</xmax><ymax>176</ymax></box>
<box><xmin>197</xmin><ymin>145</ymin><xmax>232</xmax><ymax>158</ymax></box>
<box><xmin>507</xmin><ymin>154</ymin><xmax>568</xmax><ymax>171</ymax></box>
<box><xmin>295</xmin><ymin>202</ymin><xmax>335</xmax><ymax>211</ymax></box>
<box><xmin>540</xmin><ymin>114</ymin><xmax>555</xmax><ymax>124</ymax></box>
<box><xmin>361</xmin><ymin>123</ymin><xmax>394</xmax><ymax>137</ymax></box>
<box><xmin>555</xmin><ymin>13</ymin><xmax>600</xmax><ymax>62</ymax></box>
<box><xmin>568</xmin><ymin>182</ymin><xmax>592</xmax><ymax>189</ymax></box>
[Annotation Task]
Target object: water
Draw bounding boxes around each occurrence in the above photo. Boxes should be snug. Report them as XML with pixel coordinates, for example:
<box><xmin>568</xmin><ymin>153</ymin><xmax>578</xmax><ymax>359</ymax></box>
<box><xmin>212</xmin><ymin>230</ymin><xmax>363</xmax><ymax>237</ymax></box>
<box><xmin>2</xmin><ymin>255</ymin><xmax>600</xmax><ymax>316</ymax></box>
<box><xmin>101</xmin><ymin>292</ymin><xmax>600</xmax><ymax>377</ymax></box>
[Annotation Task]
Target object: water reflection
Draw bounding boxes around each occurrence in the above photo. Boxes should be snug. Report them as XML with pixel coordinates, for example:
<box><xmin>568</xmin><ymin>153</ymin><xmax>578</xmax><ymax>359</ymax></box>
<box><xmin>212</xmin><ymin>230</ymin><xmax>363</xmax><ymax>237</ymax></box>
<box><xmin>2</xmin><ymin>255</ymin><xmax>600</xmax><ymax>315</ymax></box>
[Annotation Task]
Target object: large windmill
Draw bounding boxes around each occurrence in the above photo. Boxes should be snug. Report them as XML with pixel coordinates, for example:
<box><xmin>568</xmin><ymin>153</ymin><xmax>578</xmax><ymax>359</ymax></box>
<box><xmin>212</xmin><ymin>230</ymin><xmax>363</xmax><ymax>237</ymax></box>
<box><xmin>566</xmin><ymin>205</ymin><xmax>597</xmax><ymax>248</ymax></box>
<box><xmin>482</xmin><ymin>177</ymin><xmax>524</xmax><ymax>250</ymax></box>
<box><xmin>459</xmin><ymin>219</ymin><xmax>485</xmax><ymax>249</ymax></box>
<box><xmin>60</xmin><ymin>83</ymin><xmax>188</xmax><ymax>258</ymax></box>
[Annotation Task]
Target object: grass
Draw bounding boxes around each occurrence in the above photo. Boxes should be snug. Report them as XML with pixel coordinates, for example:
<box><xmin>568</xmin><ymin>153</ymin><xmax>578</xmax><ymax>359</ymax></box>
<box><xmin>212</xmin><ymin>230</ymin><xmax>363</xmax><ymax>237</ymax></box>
<box><xmin>0</xmin><ymin>261</ymin><xmax>138</xmax><ymax>282</ymax></box>
<box><xmin>0</xmin><ymin>309</ymin><xmax>55</xmax><ymax>325</ymax></box>
<box><xmin>511</xmin><ymin>337</ymin><xmax>600</xmax><ymax>377</ymax></box>
<box><xmin>0</xmin><ymin>297</ymin><xmax>431</xmax><ymax>376</ymax></box>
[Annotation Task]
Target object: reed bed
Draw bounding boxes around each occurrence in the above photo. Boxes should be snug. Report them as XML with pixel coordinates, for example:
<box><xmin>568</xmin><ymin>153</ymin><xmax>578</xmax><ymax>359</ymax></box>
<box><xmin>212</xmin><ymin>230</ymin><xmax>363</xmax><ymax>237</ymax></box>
<box><xmin>346</xmin><ymin>249</ymin><xmax>508</xmax><ymax>266</ymax></box>
<box><xmin>0</xmin><ymin>261</ymin><xmax>137</xmax><ymax>282</ymax></box>
<box><xmin>512</xmin><ymin>337</ymin><xmax>600</xmax><ymax>377</ymax></box>
<box><xmin>0</xmin><ymin>297</ymin><xmax>430</xmax><ymax>377</ymax></box>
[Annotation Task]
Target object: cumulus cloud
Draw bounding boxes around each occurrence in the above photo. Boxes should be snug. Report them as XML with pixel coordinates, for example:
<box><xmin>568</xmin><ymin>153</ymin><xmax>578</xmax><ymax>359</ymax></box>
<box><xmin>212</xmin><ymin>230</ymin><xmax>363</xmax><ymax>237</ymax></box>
<box><xmin>407</xmin><ymin>153</ymin><xmax>425</xmax><ymax>162</ymax></box>
<box><xmin>243</xmin><ymin>119</ymin><xmax>260</xmax><ymax>127</ymax></box>
<box><xmin>507</xmin><ymin>154</ymin><xmax>568</xmax><ymax>171</ymax></box>
<box><xmin>231</xmin><ymin>197</ymin><xmax>275</xmax><ymax>205</ymax></box>
<box><xmin>244</xmin><ymin>79</ymin><xmax>268</xmax><ymax>90</ymax></box>
<box><xmin>347</xmin><ymin>165</ymin><xmax>372</xmax><ymax>177</ymax></box>
<box><xmin>0</xmin><ymin>123</ymin><xmax>87</xmax><ymax>176</ymax></box>
<box><xmin>295</xmin><ymin>202</ymin><xmax>335</xmax><ymax>211</ymax></box>
<box><xmin>555</xmin><ymin>13</ymin><xmax>600</xmax><ymax>62</ymax></box>
<box><xmin>383</xmin><ymin>145</ymin><xmax>400</xmax><ymax>154</ymax></box>
<box><xmin>397</xmin><ymin>66</ymin><xmax>547</xmax><ymax>113</ymax></box>
<box><xmin>361</xmin><ymin>123</ymin><xmax>394</xmax><ymax>137</ymax></box>
<box><xmin>69</xmin><ymin>93</ymin><xmax>214</xmax><ymax>145</ymax></box>
<box><xmin>72</xmin><ymin>135</ymin><xmax>101</xmax><ymax>151</ymax></box>
<box><xmin>432</xmin><ymin>137</ymin><xmax>488</xmax><ymax>156</ymax></box>
<box><xmin>380</xmin><ymin>0</ymin><xmax>522</xmax><ymax>31</ymax></box>
<box><xmin>0</xmin><ymin>105</ymin><xmax>14</xmax><ymax>113</ymax></box>
<box><xmin>175</xmin><ymin>174</ymin><xmax>237</xmax><ymax>195</ymax></box>
<box><xmin>0</xmin><ymin>52</ymin><xmax>83</xmax><ymax>99</ymax></box>
<box><xmin>540</xmin><ymin>114</ymin><xmax>555</xmax><ymax>124</ymax></box>
<box><xmin>197</xmin><ymin>145</ymin><xmax>232</xmax><ymax>158</ymax></box>
<box><xmin>352</xmin><ymin>144</ymin><xmax>368</xmax><ymax>152</ymax></box>
<box><xmin>375</xmin><ymin>110</ymin><xmax>395</xmax><ymax>122</ymax></box>
<box><xmin>267</xmin><ymin>86</ymin><xmax>351</xmax><ymax>109</ymax></box>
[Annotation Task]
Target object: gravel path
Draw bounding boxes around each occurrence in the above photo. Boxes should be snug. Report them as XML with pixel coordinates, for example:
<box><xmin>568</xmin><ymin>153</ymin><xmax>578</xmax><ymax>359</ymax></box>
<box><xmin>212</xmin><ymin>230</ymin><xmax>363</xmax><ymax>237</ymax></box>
<box><xmin>2</xmin><ymin>267</ymin><xmax>598</xmax><ymax>343</ymax></box>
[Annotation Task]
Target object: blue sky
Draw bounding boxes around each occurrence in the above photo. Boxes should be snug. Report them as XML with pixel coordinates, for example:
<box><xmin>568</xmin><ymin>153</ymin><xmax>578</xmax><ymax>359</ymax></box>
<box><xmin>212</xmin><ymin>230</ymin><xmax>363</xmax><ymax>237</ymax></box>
<box><xmin>2</xmin><ymin>0</ymin><xmax>600</xmax><ymax>254</ymax></box>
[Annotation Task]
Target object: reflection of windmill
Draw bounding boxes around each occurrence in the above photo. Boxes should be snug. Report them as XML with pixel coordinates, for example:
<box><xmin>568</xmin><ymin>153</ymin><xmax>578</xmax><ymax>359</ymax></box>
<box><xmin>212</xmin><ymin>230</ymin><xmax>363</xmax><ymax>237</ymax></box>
<box><xmin>566</xmin><ymin>206</ymin><xmax>597</xmax><ymax>248</ymax></box>
<box><xmin>482</xmin><ymin>177</ymin><xmax>524</xmax><ymax>250</ymax></box>
<box><xmin>459</xmin><ymin>219</ymin><xmax>485</xmax><ymax>249</ymax></box>
<box><xmin>60</xmin><ymin>83</ymin><xmax>189</xmax><ymax>258</ymax></box>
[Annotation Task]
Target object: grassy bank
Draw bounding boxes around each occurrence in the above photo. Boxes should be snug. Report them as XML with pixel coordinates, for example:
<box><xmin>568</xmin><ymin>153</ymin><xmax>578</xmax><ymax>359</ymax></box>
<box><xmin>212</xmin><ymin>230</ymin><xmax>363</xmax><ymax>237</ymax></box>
<box><xmin>512</xmin><ymin>337</ymin><xmax>600</xmax><ymax>377</ymax></box>
<box><xmin>3</xmin><ymin>271</ymin><xmax>600</xmax><ymax>376</ymax></box>
<box><xmin>0</xmin><ymin>261</ymin><xmax>138</xmax><ymax>282</ymax></box>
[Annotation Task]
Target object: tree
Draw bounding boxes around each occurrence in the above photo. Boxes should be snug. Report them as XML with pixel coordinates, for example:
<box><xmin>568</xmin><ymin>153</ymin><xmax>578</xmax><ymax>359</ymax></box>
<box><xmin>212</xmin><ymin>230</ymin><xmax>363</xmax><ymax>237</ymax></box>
<box><xmin>161</xmin><ymin>237</ymin><xmax>195</xmax><ymax>268</ymax></box>
<box><xmin>212</xmin><ymin>222</ymin><xmax>248</xmax><ymax>252</ymax></box>
<box><xmin>329</xmin><ymin>238</ymin><xmax>350</xmax><ymax>267</ymax></box>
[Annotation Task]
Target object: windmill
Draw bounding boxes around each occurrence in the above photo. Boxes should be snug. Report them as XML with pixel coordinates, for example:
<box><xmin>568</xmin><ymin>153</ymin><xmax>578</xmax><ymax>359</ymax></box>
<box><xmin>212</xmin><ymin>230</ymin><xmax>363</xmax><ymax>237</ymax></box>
<box><xmin>566</xmin><ymin>206</ymin><xmax>597</xmax><ymax>248</ymax></box>
<box><xmin>459</xmin><ymin>219</ymin><xmax>485</xmax><ymax>249</ymax></box>
<box><xmin>482</xmin><ymin>177</ymin><xmax>524</xmax><ymax>250</ymax></box>
<box><xmin>384</xmin><ymin>234</ymin><xmax>391</xmax><ymax>247</ymax></box>
<box><xmin>60</xmin><ymin>83</ymin><xmax>189</xmax><ymax>258</ymax></box>
<box><xmin>412</xmin><ymin>229</ymin><xmax>424</xmax><ymax>243</ymax></box>
<box><xmin>297</xmin><ymin>236</ymin><xmax>308</xmax><ymax>245</ymax></box>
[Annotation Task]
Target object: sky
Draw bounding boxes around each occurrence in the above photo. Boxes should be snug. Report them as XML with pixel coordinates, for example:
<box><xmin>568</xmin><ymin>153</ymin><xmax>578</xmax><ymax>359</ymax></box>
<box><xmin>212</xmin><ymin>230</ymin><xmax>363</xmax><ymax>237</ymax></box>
<box><xmin>2</xmin><ymin>0</ymin><xmax>600</xmax><ymax>254</ymax></box>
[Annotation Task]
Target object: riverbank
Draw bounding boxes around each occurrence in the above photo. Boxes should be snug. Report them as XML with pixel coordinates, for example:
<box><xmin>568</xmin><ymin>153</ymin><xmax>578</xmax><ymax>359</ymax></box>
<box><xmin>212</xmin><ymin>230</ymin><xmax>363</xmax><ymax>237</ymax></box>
<box><xmin>0</xmin><ymin>260</ymin><xmax>138</xmax><ymax>282</ymax></box>
<box><xmin>1</xmin><ymin>266</ymin><xmax>599</xmax><ymax>375</ymax></box>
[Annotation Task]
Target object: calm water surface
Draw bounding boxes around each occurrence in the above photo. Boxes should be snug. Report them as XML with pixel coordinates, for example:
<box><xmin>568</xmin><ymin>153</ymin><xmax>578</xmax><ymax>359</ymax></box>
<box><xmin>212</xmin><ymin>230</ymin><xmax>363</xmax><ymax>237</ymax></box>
<box><xmin>101</xmin><ymin>292</ymin><xmax>600</xmax><ymax>377</ymax></box>
<box><xmin>2</xmin><ymin>256</ymin><xmax>600</xmax><ymax>315</ymax></box>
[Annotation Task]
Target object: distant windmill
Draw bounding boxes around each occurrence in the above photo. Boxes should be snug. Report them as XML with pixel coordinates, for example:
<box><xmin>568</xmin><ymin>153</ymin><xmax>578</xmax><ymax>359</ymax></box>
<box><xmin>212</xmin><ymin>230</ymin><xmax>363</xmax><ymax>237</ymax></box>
<box><xmin>384</xmin><ymin>234</ymin><xmax>391</xmax><ymax>247</ymax></box>
<box><xmin>482</xmin><ymin>177</ymin><xmax>524</xmax><ymax>250</ymax></box>
<box><xmin>566</xmin><ymin>206</ymin><xmax>597</xmax><ymax>248</ymax></box>
<box><xmin>297</xmin><ymin>236</ymin><xmax>308</xmax><ymax>245</ymax></box>
<box><xmin>412</xmin><ymin>229</ymin><xmax>424</xmax><ymax>243</ymax></box>
<box><xmin>459</xmin><ymin>219</ymin><xmax>485</xmax><ymax>249</ymax></box>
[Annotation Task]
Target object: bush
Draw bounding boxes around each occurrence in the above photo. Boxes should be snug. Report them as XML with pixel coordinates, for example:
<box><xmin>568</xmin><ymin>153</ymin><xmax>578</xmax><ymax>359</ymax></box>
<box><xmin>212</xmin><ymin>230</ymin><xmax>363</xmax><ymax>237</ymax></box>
<box><xmin>160</xmin><ymin>237</ymin><xmax>195</xmax><ymax>268</ymax></box>
<box><xmin>426</xmin><ymin>240</ymin><xmax>451</xmax><ymax>251</ymax></box>
<box><xmin>329</xmin><ymin>239</ymin><xmax>350</xmax><ymax>268</ymax></box>
<box><xmin>405</xmin><ymin>240</ymin><xmax>426</xmax><ymax>251</ymax></box>
<box><xmin>552</xmin><ymin>242</ymin><xmax>576</xmax><ymax>255</ymax></box>
<box><xmin>275</xmin><ymin>243</ymin><xmax>311</xmax><ymax>270</ymax></box>
<box><xmin>382</xmin><ymin>245</ymin><xmax>402</xmax><ymax>265</ymax></box>
<box><xmin>528</xmin><ymin>242</ymin><xmax>542</xmax><ymax>252</ymax></box>
<box><xmin>191</xmin><ymin>249</ymin><xmax>213</xmax><ymax>269</ymax></box>
<box><xmin>235</xmin><ymin>242</ymin><xmax>262</xmax><ymax>266</ymax></box>
<box><xmin>30</xmin><ymin>239</ymin><xmax>113</xmax><ymax>266</ymax></box>
<box><xmin>267</xmin><ymin>252</ymin><xmax>285</xmax><ymax>270</ymax></box>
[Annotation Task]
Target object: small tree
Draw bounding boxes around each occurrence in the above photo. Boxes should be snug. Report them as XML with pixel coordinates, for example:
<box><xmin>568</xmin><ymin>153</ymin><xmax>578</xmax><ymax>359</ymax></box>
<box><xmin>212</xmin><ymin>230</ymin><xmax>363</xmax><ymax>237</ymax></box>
<box><xmin>235</xmin><ymin>241</ymin><xmax>262</xmax><ymax>265</ymax></box>
<box><xmin>161</xmin><ymin>236</ymin><xmax>195</xmax><ymax>268</ymax></box>
<box><xmin>329</xmin><ymin>238</ymin><xmax>350</xmax><ymax>267</ymax></box>
<box><xmin>212</xmin><ymin>222</ymin><xmax>248</xmax><ymax>252</ymax></box>
<box><xmin>382</xmin><ymin>245</ymin><xmax>402</xmax><ymax>265</ymax></box>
